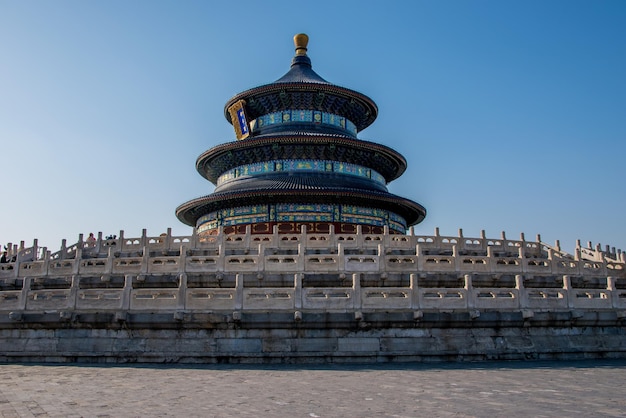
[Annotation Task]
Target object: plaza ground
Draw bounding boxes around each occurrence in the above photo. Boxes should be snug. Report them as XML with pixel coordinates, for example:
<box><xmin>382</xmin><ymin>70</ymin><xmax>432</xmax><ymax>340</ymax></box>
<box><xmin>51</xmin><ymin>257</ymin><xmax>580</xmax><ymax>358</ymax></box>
<box><xmin>0</xmin><ymin>359</ymin><xmax>624</xmax><ymax>417</ymax></box>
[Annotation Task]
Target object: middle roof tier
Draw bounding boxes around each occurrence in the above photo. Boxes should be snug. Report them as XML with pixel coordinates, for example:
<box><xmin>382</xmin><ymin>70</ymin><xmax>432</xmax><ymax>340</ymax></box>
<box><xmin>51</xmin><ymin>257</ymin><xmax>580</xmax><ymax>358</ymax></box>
<box><xmin>196</xmin><ymin>134</ymin><xmax>409</xmax><ymax>185</ymax></box>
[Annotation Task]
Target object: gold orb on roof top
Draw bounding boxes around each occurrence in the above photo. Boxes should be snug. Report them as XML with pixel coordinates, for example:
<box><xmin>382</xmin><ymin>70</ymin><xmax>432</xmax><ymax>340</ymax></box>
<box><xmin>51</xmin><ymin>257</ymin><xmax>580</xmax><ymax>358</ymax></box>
<box><xmin>294</xmin><ymin>33</ymin><xmax>309</xmax><ymax>56</ymax></box>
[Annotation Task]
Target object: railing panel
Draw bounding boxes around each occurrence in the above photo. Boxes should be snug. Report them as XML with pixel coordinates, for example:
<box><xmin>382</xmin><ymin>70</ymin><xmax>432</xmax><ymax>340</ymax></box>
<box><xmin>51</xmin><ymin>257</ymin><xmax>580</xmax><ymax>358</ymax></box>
<box><xmin>0</xmin><ymin>291</ymin><xmax>22</xmax><ymax>310</ymax></box>
<box><xmin>130</xmin><ymin>289</ymin><xmax>178</xmax><ymax>310</ymax></box>
<box><xmin>306</xmin><ymin>235</ymin><xmax>333</xmax><ymax>248</ymax></box>
<box><xmin>305</xmin><ymin>255</ymin><xmax>339</xmax><ymax>272</ymax></box>
<box><xmin>276</xmin><ymin>235</ymin><xmax>301</xmax><ymax>249</ymax></box>
<box><xmin>524</xmin><ymin>260</ymin><xmax>552</xmax><ymax>273</ymax></box>
<box><xmin>572</xmin><ymin>290</ymin><xmax>612</xmax><ymax>309</ymax></box>
<box><xmin>148</xmin><ymin>257</ymin><xmax>181</xmax><ymax>273</ymax></box>
<box><xmin>264</xmin><ymin>255</ymin><xmax>300</xmax><ymax>272</ymax></box>
<box><xmin>361</xmin><ymin>287</ymin><xmax>411</xmax><ymax>309</ymax></box>
<box><xmin>0</xmin><ymin>263</ymin><xmax>15</xmax><ymax>279</ymax></box>
<box><xmin>418</xmin><ymin>288</ymin><xmax>468</xmax><ymax>309</ymax></box>
<box><xmin>48</xmin><ymin>261</ymin><xmax>74</xmax><ymax>275</ymax></box>
<box><xmin>185</xmin><ymin>289</ymin><xmax>236</xmax><ymax>310</ymax></box>
<box><xmin>76</xmin><ymin>290</ymin><xmax>124</xmax><ymax>310</ymax></box>
<box><xmin>302</xmin><ymin>287</ymin><xmax>354</xmax><ymax>310</ymax></box>
<box><xmin>388</xmin><ymin>235</ymin><xmax>413</xmax><ymax>248</ymax></box>
<box><xmin>120</xmin><ymin>239</ymin><xmax>142</xmax><ymax>252</ymax></box>
<box><xmin>607</xmin><ymin>262</ymin><xmax>624</xmax><ymax>272</ymax></box>
<box><xmin>224</xmin><ymin>256</ymin><xmax>258</xmax><ymax>272</ymax></box>
<box><xmin>185</xmin><ymin>257</ymin><xmax>219</xmax><ymax>272</ymax></box>
<box><xmin>335</xmin><ymin>235</ymin><xmax>358</xmax><ymax>248</ymax></box>
<box><xmin>26</xmin><ymin>290</ymin><xmax>73</xmax><ymax>310</ymax></box>
<box><xmin>345</xmin><ymin>256</ymin><xmax>379</xmax><ymax>272</ymax></box>
<box><xmin>474</xmin><ymin>288</ymin><xmax>520</xmax><ymax>309</ymax></box>
<box><xmin>384</xmin><ymin>256</ymin><xmax>417</xmax><ymax>272</ymax></box>
<box><xmin>458</xmin><ymin>257</ymin><xmax>490</xmax><ymax>273</ymax></box>
<box><xmin>421</xmin><ymin>256</ymin><xmax>455</xmax><ymax>272</ymax></box>
<box><xmin>493</xmin><ymin>258</ymin><xmax>522</xmax><ymax>273</ymax></box>
<box><xmin>19</xmin><ymin>261</ymin><xmax>45</xmax><ymax>276</ymax></box>
<box><xmin>554</xmin><ymin>260</ymin><xmax>581</xmax><ymax>275</ymax></box>
<box><xmin>525</xmin><ymin>288</ymin><xmax>568</xmax><ymax>310</ymax></box>
<box><xmin>614</xmin><ymin>291</ymin><xmax>626</xmax><ymax>309</ymax></box>
<box><xmin>79</xmin><ymin>259</ymin><xmax>108</xmax><ymax>275</ymax></box>
<box><xmin>243</xmin><ymin>288</ymin><xmax>295</xmax><ymax>310</ymax></box>
<box><xmin>581</xmin><ymin>262</ymin><xmax>606</xmax><ymax>275</ymax></box>
<box><xmin>112</xmin><ymin>258</ymin><xmax>143</xmax><ymax>274</ymax></box>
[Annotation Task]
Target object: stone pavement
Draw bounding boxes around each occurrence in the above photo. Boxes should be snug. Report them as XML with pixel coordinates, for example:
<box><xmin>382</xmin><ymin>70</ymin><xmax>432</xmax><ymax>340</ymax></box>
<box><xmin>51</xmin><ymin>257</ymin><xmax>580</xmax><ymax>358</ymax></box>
<box><xmin>0</xmin><ymin>360</ymin><xmax>625</xmax><ymax>417</ymax></box>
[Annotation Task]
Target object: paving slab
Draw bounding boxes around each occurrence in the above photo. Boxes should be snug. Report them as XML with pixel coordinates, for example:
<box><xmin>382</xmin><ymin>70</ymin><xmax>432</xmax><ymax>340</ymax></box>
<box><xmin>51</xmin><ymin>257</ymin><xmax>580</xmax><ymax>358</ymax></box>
<box><xmin>0</xmin><ymin>360</ymin><xmax>625</xmax><ymax>417</ymax></box>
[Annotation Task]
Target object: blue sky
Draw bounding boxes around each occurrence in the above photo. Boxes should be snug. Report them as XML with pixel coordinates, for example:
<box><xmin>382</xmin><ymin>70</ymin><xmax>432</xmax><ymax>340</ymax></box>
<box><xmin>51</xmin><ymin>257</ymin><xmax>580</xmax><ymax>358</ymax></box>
<box><xmin>1</xmin><ymin>0</ymin><xmax>624</xmax><ymax>253</ymax></box>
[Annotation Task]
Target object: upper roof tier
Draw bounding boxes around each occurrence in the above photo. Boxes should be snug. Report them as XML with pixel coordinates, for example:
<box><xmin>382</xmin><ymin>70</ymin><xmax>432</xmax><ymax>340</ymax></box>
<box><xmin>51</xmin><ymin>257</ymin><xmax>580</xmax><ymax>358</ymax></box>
<box><xmin>274</xmin><ymin>33</ymin><xmax>330</xmax><ymax>84</ymax></box>
<box><xmin>223</xmin><ymin>34</ymin><xmax>378</xmax><ymax>135</ymax></box>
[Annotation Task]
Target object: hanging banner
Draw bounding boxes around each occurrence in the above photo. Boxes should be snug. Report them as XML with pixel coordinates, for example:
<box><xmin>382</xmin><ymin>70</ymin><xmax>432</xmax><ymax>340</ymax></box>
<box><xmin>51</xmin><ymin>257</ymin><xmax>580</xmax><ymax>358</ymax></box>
<box><xmin>227</xmin><ymin>100</ymin><xmax>250</xmax><ymax>140</ymax></box>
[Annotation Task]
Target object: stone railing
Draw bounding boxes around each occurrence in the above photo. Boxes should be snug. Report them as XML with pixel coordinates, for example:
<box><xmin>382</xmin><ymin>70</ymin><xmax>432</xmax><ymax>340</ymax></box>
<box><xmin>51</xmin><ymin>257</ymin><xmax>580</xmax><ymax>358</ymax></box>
<box><xmin>0</xmin><ymin>226</ymin><xmax>624</xmax><ymax>316</ymax></box>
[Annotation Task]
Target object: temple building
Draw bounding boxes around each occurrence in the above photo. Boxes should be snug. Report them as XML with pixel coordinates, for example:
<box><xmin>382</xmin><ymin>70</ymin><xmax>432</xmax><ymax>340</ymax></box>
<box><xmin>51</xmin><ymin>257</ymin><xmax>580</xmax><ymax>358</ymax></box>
<box><xmin>176</xmin><ymin>34</ymin><xmax>426</xmax><ymax>236</ymax></box>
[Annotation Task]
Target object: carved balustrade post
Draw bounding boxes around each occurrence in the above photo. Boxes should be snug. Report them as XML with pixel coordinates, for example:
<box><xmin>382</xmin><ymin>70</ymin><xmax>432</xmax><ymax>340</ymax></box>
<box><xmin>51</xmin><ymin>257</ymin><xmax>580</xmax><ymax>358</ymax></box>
<box><xmin>244</xmin><ymin>225</ymin><xmax>252</xmax><ymax>248</ymax></box>
<box><xmin>328</xmin><ymin>224</ymin><xmax>337</xmax><ymax>248</ymax></box>
<box><xmin>118</xmin><ymin>230</ymin><xmax>124</xmax><ymax>251</ymax></box>
<box><xmin>416</xmin><ymin>243</ymin><xmax>424</xmax><ymax>272</ymax></box>
<box><xmin>486</xmin><ymin>245</ymin><xmax>494</xmax><ymax>274</ymax></box>
<box><xmin>121</xmin><ymin>274</ymin><xmax>132</xmax><ymax>311</ymax></box>
<box><xmin>72</xmin><ymin>246</ymin><xmax>81</xmax><ymax>275</ymax></box>
<box><xmin>515</xmin><ymin>274</ymin><xmax>527</xmax><ymax>309</ymax></box>
<box><xmin>352</xmin><ymin>273</ymin><xmax>361</xmax><ymax>311</ymax></box>
<box><xmin>410</xmin><ymin>273</ymin><xmax>419</xmax><ymax>309</ymax></box>
<box><xmin>356</xmin><ymin>225</ymin><xmax>364</xmax><ymax>248</ymax></box>
<box><xmin>140</xmin><ymin>229</ymin><xmax>147</xmax><ymax>248</ymax></box>
<box><xmin>166</xmin><ymin>228</ymin><xmax>173</xmax><ymax>250</ymax></box>
<box><xmin>464</xmin><ymin>274</ymin><xmax>475</xmax><ymax>309</ymax></box>
<box><xmin>297</xmin><ymin>243</ymin><xmax>304</xmax><ymax>267</ymax></box>
<box><xmin>294</xmin><ymin>273</ymin><xmax>302</xmax><ymax>310</ymax></box>
<box><xmin>69</xmin><ymin>275</ymin><xmax>79</xmax><ymax>309</ymax></box>
<box><xmin>60</xmin><ymin>239</ymin><xmax>67</xmax><ymax>260</ymax></box>
<box><xmin>140</xmin><ymin>246</ymin><xmax>149</xmax><ymax>275</ymax></box>
<box><xmin>43</xmin><ymin>250</ymin><xmax>51</xmax><ymax>276</ymax></box>
<box><xmin>256</xmin><ymin>242</ymin><xmax>265</xmax><ymax>272</ymax></box>
<box><xmin>607</xmin><ymin>276</ymin><xmax>617</xmax><ymax>309</ymax></box>
<box><xmin>95</xmin><ymin>232</ymin><xmax>103</xmax><ymax>253</ymax></box>
<box><xmin>452</xmin><ymin>245</ymin><xmax>460</xmax><ymax>272</ymax></box>
<box><xmin>177</xmin><ymin>273</ymin><xmax>187</xmax><ymax>310</ymax></box>
<box><xmin>337</xmin><ymin>243</ymin><xmax>345</xmax><ymax>271</ymax></box>
<box><xmin>562</xmin><ymin>275</ymin><xmax>573</xmax><ymax>309</ymax></box>
<box><xmin>235</xmin><ymin>273</ymin><xmax>243</xmax><ymax>310</ymax></box>
<box><xmin>19</xmin><ymin>276</ymin><xmax>31</xmax><ymax>311</ymax></box>
<box><xmin>383</xmin><ymin>225</ymin><xmax>390</xmax><ymax>248</ymax></box>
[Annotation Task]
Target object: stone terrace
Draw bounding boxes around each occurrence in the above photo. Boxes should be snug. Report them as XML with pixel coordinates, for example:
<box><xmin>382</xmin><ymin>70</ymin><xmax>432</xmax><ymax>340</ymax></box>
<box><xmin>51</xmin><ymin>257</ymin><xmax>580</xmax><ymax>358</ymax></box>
<box><xmin>0</xmin><ymin>226</ymin><xmax>624</xmax><ymax>316</ymax></box>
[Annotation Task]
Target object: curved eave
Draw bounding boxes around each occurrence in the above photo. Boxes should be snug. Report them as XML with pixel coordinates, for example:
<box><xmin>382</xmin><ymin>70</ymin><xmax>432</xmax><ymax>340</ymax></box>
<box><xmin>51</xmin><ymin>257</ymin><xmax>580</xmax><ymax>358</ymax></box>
<box><xmin>196</xmin><ymin>135</ymin><xmax>408</xmax><ymax>184</ymax></box>
<box><xmin>223</xmin><ymin>83</ymin><xmax>378</xmax><ymax>132</ymax></box>
<box><xmin>176</xmin><ymin>189</ymin><xmax>426</xmax><ymax>228</ymax></box>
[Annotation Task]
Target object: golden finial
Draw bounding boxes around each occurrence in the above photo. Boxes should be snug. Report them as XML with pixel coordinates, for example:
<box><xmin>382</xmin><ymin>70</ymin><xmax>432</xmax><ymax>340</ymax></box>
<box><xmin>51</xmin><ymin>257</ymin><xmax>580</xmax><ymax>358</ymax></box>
<box><xmin>294</xmin><ymin>33</ymin><xmax>309</xmax><ymax>56</ymax></box>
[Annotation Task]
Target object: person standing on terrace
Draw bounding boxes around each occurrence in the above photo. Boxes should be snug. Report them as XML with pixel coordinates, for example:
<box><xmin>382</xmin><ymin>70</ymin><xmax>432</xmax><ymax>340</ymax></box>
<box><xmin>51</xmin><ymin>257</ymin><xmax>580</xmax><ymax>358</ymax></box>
<box><xmin>86</xmin><ymin>233</ymin><xmax>96</xmax><ymax>247</ymax></box>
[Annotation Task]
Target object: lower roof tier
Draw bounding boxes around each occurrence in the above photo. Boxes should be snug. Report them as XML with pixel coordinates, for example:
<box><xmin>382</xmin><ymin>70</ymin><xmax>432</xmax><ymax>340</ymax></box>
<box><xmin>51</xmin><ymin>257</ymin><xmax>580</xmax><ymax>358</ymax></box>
<box><xmin>200</xmin><ymin>221</ymin><xmax>403</xmax><ymax>236</ymax></box>
<box><xmin>195</xmin><ymin>203</ymin><xmax>409</xmax><ymax>235</ymax></box>
<box><xmin>176</xmin><ymin>188</ymin><xmax>426</xmax><ymax>229</ymax></box>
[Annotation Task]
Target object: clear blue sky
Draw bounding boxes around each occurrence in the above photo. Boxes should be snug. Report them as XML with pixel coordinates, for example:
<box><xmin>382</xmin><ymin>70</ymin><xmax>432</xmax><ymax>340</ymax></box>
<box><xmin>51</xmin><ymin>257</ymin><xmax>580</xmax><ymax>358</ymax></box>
<box><xmin>1</xmin><ymin>0</ymin><xmax>625</xmax><ymax>253</ymax></box>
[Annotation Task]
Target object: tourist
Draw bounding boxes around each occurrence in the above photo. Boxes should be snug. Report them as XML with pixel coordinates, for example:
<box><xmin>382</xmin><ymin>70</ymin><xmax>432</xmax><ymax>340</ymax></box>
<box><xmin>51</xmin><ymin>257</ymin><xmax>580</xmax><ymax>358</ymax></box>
<box><xmin>86</xmin><ymin>233</ymin><xmax>96</xmax><ymax>247</ymax></box>
<box><xmin>0</xmin><ymin>250</ymin><xmax>6</xmax><ymax>263</ymax></box>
